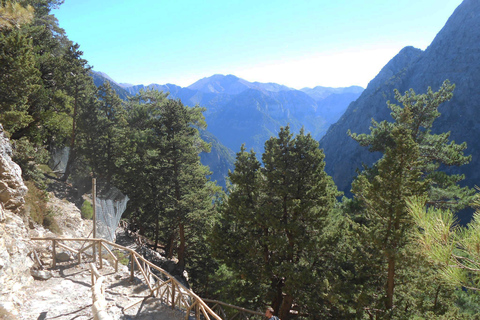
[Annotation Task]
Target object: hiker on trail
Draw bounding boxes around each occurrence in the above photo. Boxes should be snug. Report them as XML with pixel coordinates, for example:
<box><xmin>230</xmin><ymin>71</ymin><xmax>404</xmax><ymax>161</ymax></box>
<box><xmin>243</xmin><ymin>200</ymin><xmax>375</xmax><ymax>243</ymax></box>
<box><xmin>265</xmin><ymin>307</ymin><xmax>280</xmax><ymax>320</ymax></box>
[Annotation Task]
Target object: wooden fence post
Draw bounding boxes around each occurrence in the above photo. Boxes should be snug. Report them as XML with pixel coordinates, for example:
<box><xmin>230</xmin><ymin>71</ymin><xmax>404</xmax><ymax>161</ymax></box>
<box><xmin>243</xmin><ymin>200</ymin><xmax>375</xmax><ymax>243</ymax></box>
<box><xmin>98</xmin><ymin>240</ymin><xmax>103</xmax><ymax>269</ymax></box>
<box><xmin>52</xmin><ymin>239</ymin><xmax>56</xmax><ymax>268</ymax></box>
<box><xmin>130</xmin><ymin>252</ymin><xmax>134</xmax><ymax>281</ymax></box>
<box><xmin>172</xmin><ymin>281</ymin><xmax>176</xmax><ymax>309</ymax></box>
<box><xmin>92</xmin><ymin>178</ymin><xmax>96</xmax><ymax>262</ymax></box>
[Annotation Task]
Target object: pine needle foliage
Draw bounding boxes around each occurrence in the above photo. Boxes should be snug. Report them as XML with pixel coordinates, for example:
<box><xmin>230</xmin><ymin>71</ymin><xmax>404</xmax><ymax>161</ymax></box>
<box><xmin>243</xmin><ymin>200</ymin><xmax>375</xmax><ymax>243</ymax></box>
<box><xmin>408</xmin><ymin>191</ymin><xmax>480</xmax><ymax>291</ymax></box>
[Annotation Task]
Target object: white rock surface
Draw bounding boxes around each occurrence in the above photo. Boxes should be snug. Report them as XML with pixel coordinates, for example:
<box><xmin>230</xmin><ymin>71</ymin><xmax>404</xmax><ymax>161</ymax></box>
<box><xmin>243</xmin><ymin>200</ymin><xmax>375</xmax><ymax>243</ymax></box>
<box><xmin>0</xmin><ymin>210</ymin><xmax>34</xmax><ymax>316</ymax></box>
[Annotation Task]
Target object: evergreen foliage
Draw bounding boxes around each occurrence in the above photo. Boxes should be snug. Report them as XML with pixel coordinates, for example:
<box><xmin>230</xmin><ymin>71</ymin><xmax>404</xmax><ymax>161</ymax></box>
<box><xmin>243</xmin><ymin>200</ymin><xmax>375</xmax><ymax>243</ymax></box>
<box><xmin>346</xmin><ymin>80</ymin><xmax>474</xmax><ymax>318</ymax></box>
<box><xmin>408</xmin><ymin>191</ymin><xmax>480</xmax><ymax>291</ymax></box>
<box><xmin>0</xmin><ymin>1</ymin><xmax>34</xmax><ymax>29</ymax></box>
<box><xmin>0</xmin><ymin>0</ymin><xmax>96</xmax><ymax>183</ymax></box>
<box><xmin>115</xmin><ymin>89</ymin><xmax>220</xmax><ymax>281</ymax></box>
<box><xmin>77</xmin><ymin>81</ymin><xmax>126</xmax><ymax>185</ymax></box>
<box><xmin>1</xmin><ymin>1</ymin><xmax>480</xmax><ymax>317</ymax></box>
<box><xmin>213</xmin><ymin>126</ymin><xmax>340</xmax><ymax>320</ymax></box>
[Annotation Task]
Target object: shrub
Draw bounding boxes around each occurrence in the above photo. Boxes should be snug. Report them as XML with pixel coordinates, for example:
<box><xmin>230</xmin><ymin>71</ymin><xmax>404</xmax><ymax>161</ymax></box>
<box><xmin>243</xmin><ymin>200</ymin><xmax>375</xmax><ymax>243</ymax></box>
<box><xmin>42</xmin><ymin>209</ymin><xmax>61</xmax><ymax>234</ymax></box>
<box><xmin>113</xmin><ymin>250</ymin><xmax>129</xmax><ymax>266</ymax></box>
<box><xmin>80</xmin><ymin>200</ymin><xmax>93</xmax><ymax>220</ymax></box>
<box><xmin>23</xmin><ymin>180</ymin><xmax>48</xmax><ymax>224</ymax></box>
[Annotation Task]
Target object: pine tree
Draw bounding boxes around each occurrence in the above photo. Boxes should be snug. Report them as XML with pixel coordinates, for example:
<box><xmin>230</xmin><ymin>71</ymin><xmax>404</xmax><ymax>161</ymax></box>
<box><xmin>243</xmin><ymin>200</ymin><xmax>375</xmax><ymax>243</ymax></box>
<box><xmin>77</xmin><ymin>81</ymin><xmax>125</xmax><ymax>185</ymax></box>
<box><xmin>350</xmin><ymin>80</ymin><xmax>473</xmax><ymax>212</ymax></box>
<box><xmin>214</xmin><ymin>126</ymin><xmax>340</xmax><ymax>320</ymax></box>
<box><xmin>0</xmin><ymin>28</ymin><xmax>40</xmax><ymax>134</ymax></box>
<box><xmin>348</xmin><ymin>80</ymin><xmax>474</xmax><ymax>317</ymax></box>
<box><xmin>117</xmin><ymin>90</ymin><xmax>218</xmax><ymax>278</ymax></box>
<box><xmin>351</xmin><ymin>123</ymin><xmax>428</xmax><ymax>314</ymax></box>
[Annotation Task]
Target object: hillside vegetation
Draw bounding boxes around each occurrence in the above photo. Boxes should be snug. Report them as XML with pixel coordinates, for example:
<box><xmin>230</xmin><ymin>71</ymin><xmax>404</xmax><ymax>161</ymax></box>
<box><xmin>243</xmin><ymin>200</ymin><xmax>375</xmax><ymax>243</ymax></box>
<box><xmin>1</xmin><ymin>0</ymin><xmax>480</xmax><ymax>319</ymax></box>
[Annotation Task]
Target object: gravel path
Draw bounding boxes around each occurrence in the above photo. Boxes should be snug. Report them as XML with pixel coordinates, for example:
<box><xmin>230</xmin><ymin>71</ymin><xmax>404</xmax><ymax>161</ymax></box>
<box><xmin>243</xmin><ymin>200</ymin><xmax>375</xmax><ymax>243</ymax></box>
<box><xmin>18</xmin><ymin>257</ymin><xmax>188</xmax><ymax>320</ymax></box>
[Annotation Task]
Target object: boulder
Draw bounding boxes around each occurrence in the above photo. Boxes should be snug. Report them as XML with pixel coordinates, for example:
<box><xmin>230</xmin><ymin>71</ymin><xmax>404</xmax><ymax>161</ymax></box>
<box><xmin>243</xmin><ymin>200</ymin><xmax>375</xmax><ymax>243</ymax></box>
<box><xmin>55</xmin><ymin>252</ymin><xmax>71</xmax><ymax>262</ymax></box>
<box><xmin>30</xmin><ymin>270</ymin><xmax>52</xmax><ymax>281</ymax></box>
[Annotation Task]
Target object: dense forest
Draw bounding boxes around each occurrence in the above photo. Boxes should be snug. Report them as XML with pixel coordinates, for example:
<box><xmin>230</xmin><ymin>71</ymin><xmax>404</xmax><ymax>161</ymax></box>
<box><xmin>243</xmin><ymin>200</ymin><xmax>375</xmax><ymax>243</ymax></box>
<box><xmin>2</xmin><ymin>1</ymin><xmax>480</xmax><ymax>319</ymax></box>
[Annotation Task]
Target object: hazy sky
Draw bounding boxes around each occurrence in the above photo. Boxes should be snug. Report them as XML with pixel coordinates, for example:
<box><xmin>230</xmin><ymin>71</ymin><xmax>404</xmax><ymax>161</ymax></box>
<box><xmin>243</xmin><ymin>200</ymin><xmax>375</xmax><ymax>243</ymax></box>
<box><xmin>53</xmin><ymin>0</ymin><xmax>463</xmax><ymax>89</ymax></box>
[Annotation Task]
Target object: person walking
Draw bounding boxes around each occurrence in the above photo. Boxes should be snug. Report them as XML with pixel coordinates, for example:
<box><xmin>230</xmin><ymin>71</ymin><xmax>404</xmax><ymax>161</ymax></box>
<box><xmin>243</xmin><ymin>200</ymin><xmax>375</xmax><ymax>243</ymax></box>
<box><xmin>265</xmin><ymin>307</ymin><xmax>280</xmax><ymax>320</ymax></box>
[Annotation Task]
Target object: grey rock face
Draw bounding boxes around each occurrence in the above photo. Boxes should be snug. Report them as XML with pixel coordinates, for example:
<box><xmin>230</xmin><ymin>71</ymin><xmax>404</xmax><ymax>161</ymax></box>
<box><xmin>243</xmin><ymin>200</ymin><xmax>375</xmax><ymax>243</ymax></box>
<box><xmin>0</xmin><ymin>124</ymin><xmax>27</xmax><ymax>213</ymax></box>
<box><xmin>320</xmin><ymin>47</ymin><xmax>423</xmax><ymax>194</ymax></box>
<box><xmin>320</xmin><ymin>0</ymin><xmax>480</xmax><ymax>201</ymax></box>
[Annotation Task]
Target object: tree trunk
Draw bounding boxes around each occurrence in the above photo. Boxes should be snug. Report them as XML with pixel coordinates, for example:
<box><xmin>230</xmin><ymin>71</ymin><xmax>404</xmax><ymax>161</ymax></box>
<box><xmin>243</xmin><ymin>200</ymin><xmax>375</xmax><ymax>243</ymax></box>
<box><xmin>279</xmin><ymin>293</ymin><xmax>294</xmax><ymax>320</ymax></box>
<box><xmin>166</xmin><ymin>231</ymin><xmax>175</xmax><ymax>259</ymax></box>
<box><xmin>178</xmin><ymin>223</ymin><xmax>186</xmax><ymax>272</ymax></box>
<box><xmin>386</xmin><ymin>254</ymin><xmax>395</xmax><ymax>310</ymax></box>
<box><xmin>271</xmin><ymin>278</ymin><xmax>283</xmax><ymax>316</ymax></box>
<box><xmin>154</xmin><ymin>212</ymin><xmax>159</xmax><ymax>251</ymax></box>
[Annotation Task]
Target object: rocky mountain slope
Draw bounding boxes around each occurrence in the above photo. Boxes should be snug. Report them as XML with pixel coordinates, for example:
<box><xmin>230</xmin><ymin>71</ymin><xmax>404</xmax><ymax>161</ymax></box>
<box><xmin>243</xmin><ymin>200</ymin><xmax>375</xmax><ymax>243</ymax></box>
<box><xmin>319</xmin><ymin>0</ymin><xmax>480</xmax><ymax>205</ymax></box>
<box><xmin>121</xmin><ymin>74</ymin><xmax>363</xmax><ymax>153</ymax></box>
<box><xmin>91</xmin><ymin>72</ymin><xmax>363</xmax><ymax>186</ymax></box>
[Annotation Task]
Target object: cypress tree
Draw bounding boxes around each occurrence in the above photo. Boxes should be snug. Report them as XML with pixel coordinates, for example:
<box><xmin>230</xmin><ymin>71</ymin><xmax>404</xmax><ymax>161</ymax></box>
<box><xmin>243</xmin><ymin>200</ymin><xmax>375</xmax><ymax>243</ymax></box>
<box><xmin>214</xmin><ymin>126</ymin><xmax>340</xmax><ymax>319</ymax></box>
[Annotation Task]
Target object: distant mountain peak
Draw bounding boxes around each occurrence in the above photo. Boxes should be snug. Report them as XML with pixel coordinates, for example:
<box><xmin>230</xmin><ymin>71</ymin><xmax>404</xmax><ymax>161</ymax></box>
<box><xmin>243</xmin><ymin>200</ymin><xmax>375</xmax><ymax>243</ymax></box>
<box><xmin>187</xmin><ymin>74</ymin><xmax>251</xmax><ymax>94</ymax></box>
<box><xmin>300</xmin><ymin>85</ymin><xmax>365</xmax><ymax>101</ymax></box>
<box><xmin>118</xmin><ymin>83</ymin><xmax>134</xmax><ymax>88</ymax></box>
<box><xmin>91</xmin><ymin>71</ymin><xmax>119</xmax><ymax>85</ymax></box>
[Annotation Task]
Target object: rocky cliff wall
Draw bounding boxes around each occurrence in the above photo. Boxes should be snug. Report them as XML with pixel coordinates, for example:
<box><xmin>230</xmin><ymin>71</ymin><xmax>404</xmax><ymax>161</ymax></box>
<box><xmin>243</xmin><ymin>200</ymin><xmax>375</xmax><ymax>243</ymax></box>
<box><xmin>0</xmin><ymin>124</ymin><xmax>27</xmax><ymax>214</ymax></box>
<box><xmin>320</xmin><ymin>0</ymin><xmax>480</xmax><ymax>202</ymax></box>
<box><xmin>0</xmin><ymin>123</ymin><xmax>32</xmax><ymax>316</ymax></box>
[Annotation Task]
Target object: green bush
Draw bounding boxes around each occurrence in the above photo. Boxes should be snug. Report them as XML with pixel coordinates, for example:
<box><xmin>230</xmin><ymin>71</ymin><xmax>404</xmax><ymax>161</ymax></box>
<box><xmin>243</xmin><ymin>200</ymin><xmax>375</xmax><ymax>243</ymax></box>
<box><xmin>112</xmin><ymin>250</ymin><xmax>129</xmax><ymax>266</ymax></box>
<box><xmin>80</xmin><ymin>200</ymin><xmax>93</xmax><ymax>220</ymax></box>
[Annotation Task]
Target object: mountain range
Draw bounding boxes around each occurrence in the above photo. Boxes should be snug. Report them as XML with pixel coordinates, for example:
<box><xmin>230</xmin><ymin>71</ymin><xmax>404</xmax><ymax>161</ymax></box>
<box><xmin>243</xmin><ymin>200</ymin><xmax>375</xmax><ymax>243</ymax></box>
<box><xmin>91</xmin><ymin>72</ymin><xmax>363</xmax><ymax>187</ymax></box>
<box><xmin>319</xmin><ymin>0</ymin><xmax>480</xmax><ymax>222</ymax></box>
<box><xmin>90</xmin><ymin>0</ymin><xmax>479</xmax><ymax>224</ymax></box>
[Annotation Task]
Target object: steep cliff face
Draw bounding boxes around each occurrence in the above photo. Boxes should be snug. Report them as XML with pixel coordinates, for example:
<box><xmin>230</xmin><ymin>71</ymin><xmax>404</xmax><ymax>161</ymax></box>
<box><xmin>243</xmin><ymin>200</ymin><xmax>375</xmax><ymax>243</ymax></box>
<box><xmin>320</xmin><ymin>0</ymin><xmax>480</xmax><ymax>196</ymax></box>
<box><xmin>0</xmin><ymin>124</ymin><xmax>27</xmax><ymax>215</ymax></box>
<box><xmin>0</xmin><ymin>124</ymin><xmax>31</xmax><ymax>316</ymax></box>
<box><xmin>320</xmin><ymin>46</ymin><xmax>423</xmax><ymax>193</ymax></box>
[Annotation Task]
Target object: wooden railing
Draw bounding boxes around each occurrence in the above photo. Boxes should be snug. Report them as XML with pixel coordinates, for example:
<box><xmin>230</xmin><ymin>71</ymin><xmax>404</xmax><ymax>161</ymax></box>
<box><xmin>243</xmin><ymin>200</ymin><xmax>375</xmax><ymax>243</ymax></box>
<box><xmin>90</xmin><ymin>263</ymin><xmax>112</xmax><ymax>320</ymax></box>
<box><xmin>203</xmin><ymin>299</ymin><xmax>264</xmax><ymax>320</ymax></box>
<box><xmin>32</xmin><ymin>237</ymin><xmax>222</xmax><ymax>320</ymax></box>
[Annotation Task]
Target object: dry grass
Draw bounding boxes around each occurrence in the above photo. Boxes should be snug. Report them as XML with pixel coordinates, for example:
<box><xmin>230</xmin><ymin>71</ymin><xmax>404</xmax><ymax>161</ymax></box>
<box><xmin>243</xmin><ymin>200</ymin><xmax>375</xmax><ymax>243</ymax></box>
<box><xmin>23</xmin><ymin>181</ymin><xmax>60</xmax><ymax>234</ymax></box>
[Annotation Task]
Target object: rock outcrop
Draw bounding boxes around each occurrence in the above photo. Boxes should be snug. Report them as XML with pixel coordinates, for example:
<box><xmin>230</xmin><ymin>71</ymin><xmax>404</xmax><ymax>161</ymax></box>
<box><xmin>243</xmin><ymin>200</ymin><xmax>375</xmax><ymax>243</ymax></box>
<box><xmin>0</xmin><ymin>124</ymin><xmax>27</xmax><ymax>214</ymax></box>
<box><xmin>0</xmin><ymin>210</ymin><xmax>34</xmax><ymax>316</ymax></box>
<box><xmin>320</xmin><ymin>0</ymin><xmax>480</xmax><ymax>207</ymax></box>
<box><xmin>0</xmin><ymin>123</ymin><xmax>31</xmax><ymax>315</ymax></box>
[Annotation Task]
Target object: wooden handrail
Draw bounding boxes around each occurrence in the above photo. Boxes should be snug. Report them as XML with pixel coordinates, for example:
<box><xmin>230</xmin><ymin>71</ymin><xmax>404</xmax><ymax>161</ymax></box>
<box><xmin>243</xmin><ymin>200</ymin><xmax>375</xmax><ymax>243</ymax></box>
<box><xmin>203</xmin><ymin>299</ymin><xmax>264</xmax><ymax>316</ymax></box>
<box><xmin>32</xmin><ymin>237</ymin><xmax>223</xmax><ymax>320</ymax></box>
<box><xmin>90</xmin><ymin>263</ymin><xmax>112</xmax><ymax>320</ymax></box>
<box><xmin>203</xmin><ymin>299</ymin><xmax>264</xmax><ymax>319</ymax></box>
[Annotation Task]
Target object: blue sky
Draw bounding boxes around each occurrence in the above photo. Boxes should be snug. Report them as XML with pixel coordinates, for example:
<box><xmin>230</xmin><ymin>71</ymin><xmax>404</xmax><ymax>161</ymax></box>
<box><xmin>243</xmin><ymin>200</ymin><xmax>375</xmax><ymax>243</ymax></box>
<box><xmin>54</xmin><ymin>0</ymin><xmax>463</xmax><ymax>89</ymax></box>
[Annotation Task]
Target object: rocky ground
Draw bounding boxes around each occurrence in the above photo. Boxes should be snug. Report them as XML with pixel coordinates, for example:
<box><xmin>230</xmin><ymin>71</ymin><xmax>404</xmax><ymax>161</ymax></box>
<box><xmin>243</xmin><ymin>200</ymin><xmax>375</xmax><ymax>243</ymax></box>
<box><xmin>0</xmin><ymin>180</ymin><xmax>189</xmax><ymax>320</ymax></box>
<box><xmin>16</xmin><ymin>245</ymin><xmax>188</xmax><ymax>320</ymax></box>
